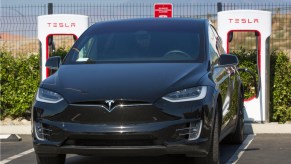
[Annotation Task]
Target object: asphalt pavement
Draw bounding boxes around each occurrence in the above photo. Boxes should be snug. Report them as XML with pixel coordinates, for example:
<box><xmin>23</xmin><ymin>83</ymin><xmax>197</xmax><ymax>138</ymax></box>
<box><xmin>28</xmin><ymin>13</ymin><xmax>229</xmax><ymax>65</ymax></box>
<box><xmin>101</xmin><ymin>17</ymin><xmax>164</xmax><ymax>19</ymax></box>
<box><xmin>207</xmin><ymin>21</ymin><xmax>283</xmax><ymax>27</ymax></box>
<box><xmin>1</xmin><ymin>134</ymin><xmax>291</xmax><ymax>164</ymax></box>
<box><xmin>1</xmin><ymin>134</ymin><xmax>240</xmax><ymax>163</ymax></box>
<box><xmin>1</xmin><ymin>123</ymin><xmax>291</xmax><ymax>163</ymax></box>
<box><xmin>238</xmin><ymin>134</ymin><xmax>291</xmax><ymax>164</ymax></box>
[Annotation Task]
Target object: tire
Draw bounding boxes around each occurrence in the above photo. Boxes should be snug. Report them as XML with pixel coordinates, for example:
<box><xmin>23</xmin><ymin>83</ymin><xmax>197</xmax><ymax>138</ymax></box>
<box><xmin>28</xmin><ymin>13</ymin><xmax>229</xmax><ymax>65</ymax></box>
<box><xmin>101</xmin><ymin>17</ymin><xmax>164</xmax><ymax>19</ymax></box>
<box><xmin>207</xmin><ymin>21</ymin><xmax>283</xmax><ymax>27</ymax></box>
<box><xmin>194</xmin><ymin>105</ymin><xmax>220</xmax><ymax>164</ymax></box>
<box><xmin>224</xmin><ymin>90</ymin><xmax>244</xmax><ymax>144</ymax></box>
<box><xmin>36</xmin><ymin>153</ymin><xmax>66</xmax><ymax>164</ymax></box>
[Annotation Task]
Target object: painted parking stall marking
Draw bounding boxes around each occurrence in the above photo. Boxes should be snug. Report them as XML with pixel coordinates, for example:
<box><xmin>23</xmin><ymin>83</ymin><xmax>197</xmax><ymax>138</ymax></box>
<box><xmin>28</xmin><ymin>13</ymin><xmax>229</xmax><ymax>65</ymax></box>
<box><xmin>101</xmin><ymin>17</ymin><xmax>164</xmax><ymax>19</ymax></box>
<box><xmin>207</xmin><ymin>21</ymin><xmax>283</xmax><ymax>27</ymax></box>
<box><xmin>226</xmin><ymin>134</ymin><xmax>256</xmax><ymax>164</ymax></box>
<box><xmin>1</xmin><ymin>148</ymin><xmax>34</xmax><ymax>164</ymax></box>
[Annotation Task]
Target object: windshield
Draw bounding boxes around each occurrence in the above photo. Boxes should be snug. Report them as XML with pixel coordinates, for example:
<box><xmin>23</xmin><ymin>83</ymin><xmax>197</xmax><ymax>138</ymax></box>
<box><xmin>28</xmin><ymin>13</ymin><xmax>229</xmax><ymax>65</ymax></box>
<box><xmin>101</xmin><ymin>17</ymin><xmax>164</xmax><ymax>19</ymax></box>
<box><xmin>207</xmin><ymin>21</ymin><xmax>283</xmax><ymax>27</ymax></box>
<box><xmin>64</xmin><ymin>27</ymin><xmax>205</xmax><ymax>64</ymax></box>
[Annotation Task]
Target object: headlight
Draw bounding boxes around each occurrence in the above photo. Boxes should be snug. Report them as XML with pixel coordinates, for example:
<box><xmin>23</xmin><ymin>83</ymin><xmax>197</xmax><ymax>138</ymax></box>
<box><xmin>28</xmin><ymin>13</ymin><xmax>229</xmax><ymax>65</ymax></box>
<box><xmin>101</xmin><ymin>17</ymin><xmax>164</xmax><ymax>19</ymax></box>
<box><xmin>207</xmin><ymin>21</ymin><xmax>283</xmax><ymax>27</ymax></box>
<box><xmin>36</xmin><ymin>88</ymin><xmax>64</xmax><ymax>103</ymax></box>
<box><xmin>162</xmin><ymin>86</ymin><xmax>207</xmax><ymax>102</ymax></box>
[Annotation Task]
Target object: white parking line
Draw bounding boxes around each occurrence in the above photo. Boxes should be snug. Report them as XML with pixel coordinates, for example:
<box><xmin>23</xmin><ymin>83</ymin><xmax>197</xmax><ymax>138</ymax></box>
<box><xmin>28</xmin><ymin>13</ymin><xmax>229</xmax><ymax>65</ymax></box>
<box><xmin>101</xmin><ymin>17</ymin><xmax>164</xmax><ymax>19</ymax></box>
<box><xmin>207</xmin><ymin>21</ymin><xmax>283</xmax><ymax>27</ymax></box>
<box><xmin>0</xmin><ymin>148</ymin><xmax>34</xmax><ymax>164</ymax></box>
<box><xmin>226</xmin><ymin>134</ymin><xmax>256</xmax><ymax>164</ymax></box>
<box><xmin>0</xmin><ymin>135</ymin><xmax>255</xmax><ymax>163</ymax></box>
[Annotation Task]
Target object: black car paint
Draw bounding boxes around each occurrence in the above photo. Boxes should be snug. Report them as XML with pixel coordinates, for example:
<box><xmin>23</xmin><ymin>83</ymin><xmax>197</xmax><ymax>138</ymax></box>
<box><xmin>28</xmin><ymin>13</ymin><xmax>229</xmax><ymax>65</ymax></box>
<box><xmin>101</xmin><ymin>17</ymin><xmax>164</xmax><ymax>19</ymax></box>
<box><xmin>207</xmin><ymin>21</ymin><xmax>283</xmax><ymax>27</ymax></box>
<box><xmin>41</xmin><ymin>63</ymin><xmax>208</xmax><ymax>103</ymax></box>
<box><xmin>32</xmin><ymin>18</ymin><xmax>241</xmax><ymax>158</ymax></box>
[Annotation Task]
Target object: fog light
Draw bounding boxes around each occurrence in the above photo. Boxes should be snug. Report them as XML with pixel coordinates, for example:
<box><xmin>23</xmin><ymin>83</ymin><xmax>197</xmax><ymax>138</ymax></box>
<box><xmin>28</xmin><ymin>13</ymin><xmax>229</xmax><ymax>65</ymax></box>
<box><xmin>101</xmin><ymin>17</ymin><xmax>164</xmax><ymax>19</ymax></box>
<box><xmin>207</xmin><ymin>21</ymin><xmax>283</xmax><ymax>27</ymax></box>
<box><xmin>34</xmin><ymin>122</ymin><xmax>45</xmax><ymax>141</ymax></box>
<box><xmin>188</xmin><ymin>120</ymin><xmax>202</xmax><ymax>141</ymax></box>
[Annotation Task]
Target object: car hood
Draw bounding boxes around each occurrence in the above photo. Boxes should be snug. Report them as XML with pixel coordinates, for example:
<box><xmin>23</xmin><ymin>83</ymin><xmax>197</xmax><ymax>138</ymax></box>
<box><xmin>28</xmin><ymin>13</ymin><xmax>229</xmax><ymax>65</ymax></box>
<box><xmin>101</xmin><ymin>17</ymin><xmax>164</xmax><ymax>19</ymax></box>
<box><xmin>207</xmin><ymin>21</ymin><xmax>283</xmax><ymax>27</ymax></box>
<box><xmin>41</xmin><ymin>63</ymin><xmax>208</xmax><ymax>103</ymax></box>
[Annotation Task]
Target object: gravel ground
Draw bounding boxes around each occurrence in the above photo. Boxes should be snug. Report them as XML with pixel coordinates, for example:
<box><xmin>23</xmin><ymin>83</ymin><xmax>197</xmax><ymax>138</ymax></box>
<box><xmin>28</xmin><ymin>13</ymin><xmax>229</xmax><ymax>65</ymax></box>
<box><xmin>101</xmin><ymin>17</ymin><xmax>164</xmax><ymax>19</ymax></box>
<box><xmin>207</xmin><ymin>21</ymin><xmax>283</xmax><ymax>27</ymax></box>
<box><xmin>0</xmin><ymin>117</ymin><xmax>31</xmax><ymax>126</ymax></box>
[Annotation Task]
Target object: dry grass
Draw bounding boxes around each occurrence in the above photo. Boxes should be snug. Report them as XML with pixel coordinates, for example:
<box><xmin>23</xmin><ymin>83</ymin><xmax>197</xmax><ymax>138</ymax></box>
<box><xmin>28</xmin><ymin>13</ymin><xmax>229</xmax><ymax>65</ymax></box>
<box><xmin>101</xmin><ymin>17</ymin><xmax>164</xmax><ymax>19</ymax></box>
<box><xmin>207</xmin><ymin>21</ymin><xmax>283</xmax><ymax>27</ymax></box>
<box><xmin>0</xmin><ymin>34</ymin><xmax>74</xmax><ymax>57</ymax></box>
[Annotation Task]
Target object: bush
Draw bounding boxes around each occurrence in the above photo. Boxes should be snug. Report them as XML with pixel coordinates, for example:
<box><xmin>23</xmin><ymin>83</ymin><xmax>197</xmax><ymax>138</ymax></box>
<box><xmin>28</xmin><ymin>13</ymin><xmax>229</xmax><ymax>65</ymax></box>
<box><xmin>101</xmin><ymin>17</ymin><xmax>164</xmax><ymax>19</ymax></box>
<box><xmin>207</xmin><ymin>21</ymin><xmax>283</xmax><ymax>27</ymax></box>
<box><xmin>0</xmin><ymin>50</ymin><xmax>40</xmax><ymax>118</ymax></box>
<box><xmin>0</xmin><ymin>48</ymin><xmax>290</xmax><ymax>123</ymax></box>
<box><xmin>232</xmin><ymin>49</ymin><xmax>258</xmax><ymax>99</ymax></box>
<box><xmin>270</xmin><ymin>51</ymin><xmax>291</xmax><ymax>123</ymax></box>
<box><xmin>51</xmin><ymin>46</ymin><xmax>70</xmax><ymax>61</ymax></box>
<box><xmin>233</xmin><ymin>49</ymin><xmax>291</xmax><ymax>123</ymax></box>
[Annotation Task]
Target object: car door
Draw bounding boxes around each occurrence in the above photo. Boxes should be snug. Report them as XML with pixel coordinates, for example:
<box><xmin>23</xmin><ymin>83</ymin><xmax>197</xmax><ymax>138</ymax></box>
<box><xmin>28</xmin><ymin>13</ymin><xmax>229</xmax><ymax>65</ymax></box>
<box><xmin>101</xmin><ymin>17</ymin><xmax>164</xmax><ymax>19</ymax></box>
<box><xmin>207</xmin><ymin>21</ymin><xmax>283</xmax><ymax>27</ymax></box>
<box><xmin>209</xmin><ymin>25</ymin><xmax>235</xmax><ymax>133</ymax></box>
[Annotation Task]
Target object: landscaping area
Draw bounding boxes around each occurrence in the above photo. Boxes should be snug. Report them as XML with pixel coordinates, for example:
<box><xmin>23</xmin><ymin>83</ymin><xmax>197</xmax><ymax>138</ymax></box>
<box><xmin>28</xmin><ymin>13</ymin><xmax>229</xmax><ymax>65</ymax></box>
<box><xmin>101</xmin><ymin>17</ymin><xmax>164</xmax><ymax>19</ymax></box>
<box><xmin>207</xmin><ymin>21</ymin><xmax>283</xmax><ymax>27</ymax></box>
<box><xmin>0</xmin><ymin>48</ymin><xmax>290</xmax><ymax>122</ymax></box>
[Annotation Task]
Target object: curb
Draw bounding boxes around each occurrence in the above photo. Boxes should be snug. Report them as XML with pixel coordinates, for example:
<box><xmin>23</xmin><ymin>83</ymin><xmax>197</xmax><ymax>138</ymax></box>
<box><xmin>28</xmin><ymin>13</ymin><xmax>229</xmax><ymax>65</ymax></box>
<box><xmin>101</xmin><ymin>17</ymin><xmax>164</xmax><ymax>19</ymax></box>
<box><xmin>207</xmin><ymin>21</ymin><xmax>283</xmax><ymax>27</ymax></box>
<box><xmin>245</xmin><ymin>123</ymin><xmax>291</xmax><ymax>134</ymax></box>
<box><xmin>0</xmin><ymin>125</ymin><xmax>31</xmax><ymax>135</ymax></box>
<box><xmin>1</xmin><ymin>123</ymin><xmax>291</xmax><ymax>135</ymax></box>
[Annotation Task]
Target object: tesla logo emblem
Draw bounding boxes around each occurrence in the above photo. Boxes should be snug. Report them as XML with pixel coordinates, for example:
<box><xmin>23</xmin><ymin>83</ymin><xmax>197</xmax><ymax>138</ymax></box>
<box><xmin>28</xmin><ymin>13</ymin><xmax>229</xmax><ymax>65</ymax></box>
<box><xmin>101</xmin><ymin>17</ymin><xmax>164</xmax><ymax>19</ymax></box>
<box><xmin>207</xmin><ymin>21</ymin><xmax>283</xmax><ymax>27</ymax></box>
<box><xmin>47</xmin><ymin>22</ymin><xmax>76</xmax><ymax>28</ymax></box>
<box><xmin>228</xmin><ymin>18</ymin><xmax>259</xmax><ymax>24</ymax></box>
<box><xmin>105</xmin><ymin>100</ymin><xmax>115</xmax><ymax>112</ymax></box>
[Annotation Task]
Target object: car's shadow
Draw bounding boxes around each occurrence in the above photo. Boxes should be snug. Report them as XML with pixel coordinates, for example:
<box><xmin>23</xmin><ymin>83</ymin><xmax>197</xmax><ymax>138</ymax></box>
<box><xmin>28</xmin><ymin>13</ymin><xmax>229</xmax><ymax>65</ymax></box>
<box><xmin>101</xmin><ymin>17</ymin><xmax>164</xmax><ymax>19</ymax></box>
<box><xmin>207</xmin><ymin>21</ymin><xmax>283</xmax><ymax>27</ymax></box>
<box><xmin>65</xmin><ymin>143</ymin><xmax>241</xmax><ymax>164</ymax></box>
<box><xmin>66</xmin><ymin>155</ymin><xmax>190</xmax><ymax>164</ymax></box>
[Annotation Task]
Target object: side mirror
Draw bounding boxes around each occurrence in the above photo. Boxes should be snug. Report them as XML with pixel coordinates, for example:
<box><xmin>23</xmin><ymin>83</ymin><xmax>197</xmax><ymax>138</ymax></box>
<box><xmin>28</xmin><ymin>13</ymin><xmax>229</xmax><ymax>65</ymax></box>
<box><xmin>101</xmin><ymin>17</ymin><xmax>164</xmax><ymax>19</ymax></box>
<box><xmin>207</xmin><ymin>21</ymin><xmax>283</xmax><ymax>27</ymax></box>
<box><xmin>238</xmin><ymin>68</ymin><xmax>259</xmax><ymax>98</ymax></box>
<box><xmin>219</xmin><ymin>54</ymin><xmax>239</xmax><ymax>67</ymax></box>
<box><xmin>45</xmin><ymin>56</ymin><xmax>61</xmax><ymax>70</ymax></box>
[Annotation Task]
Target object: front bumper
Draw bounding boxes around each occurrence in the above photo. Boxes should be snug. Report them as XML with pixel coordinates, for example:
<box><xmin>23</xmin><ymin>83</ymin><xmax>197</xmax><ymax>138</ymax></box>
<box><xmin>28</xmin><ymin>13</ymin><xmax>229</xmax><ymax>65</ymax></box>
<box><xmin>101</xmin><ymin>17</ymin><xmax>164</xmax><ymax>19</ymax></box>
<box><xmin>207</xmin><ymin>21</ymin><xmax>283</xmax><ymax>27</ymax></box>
<box><xmin>33</xmin><ymin>119</ymin><xmax>210</xmax><ymax>157</ymax></box>
<box><xmin>32</xmin><ymin>87</ymin><xmax>217</xmax><ymax>157</ymax></box>
<box><xmin>34</xmin><ymin>143</ymin><xmax>208</xmax><ymax>157</ymax></box>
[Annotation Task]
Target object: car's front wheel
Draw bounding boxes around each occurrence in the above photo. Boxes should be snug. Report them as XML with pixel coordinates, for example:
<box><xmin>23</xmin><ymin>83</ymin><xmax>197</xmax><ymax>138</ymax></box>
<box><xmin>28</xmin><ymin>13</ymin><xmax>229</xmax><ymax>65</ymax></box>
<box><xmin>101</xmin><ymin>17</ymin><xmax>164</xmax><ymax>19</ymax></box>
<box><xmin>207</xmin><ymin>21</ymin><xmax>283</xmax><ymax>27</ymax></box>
<box><xmin>230</xmin><ymin>90</ymin><xmax>244</xmax><ymax>144</ymax></box>
<box><xmin>36</xmin><ymin>153</ymin><xmax>66</xmax><ymax>164</ymax></box>
<box><xmin>194</xmin><ymin>105</ymin><xmax>220</xmax><ymax>164</ymax></box>
<box><xmin>223</xmin><ymin>89</ymin><xmax>244</xmax><ymax>144</ymax></box>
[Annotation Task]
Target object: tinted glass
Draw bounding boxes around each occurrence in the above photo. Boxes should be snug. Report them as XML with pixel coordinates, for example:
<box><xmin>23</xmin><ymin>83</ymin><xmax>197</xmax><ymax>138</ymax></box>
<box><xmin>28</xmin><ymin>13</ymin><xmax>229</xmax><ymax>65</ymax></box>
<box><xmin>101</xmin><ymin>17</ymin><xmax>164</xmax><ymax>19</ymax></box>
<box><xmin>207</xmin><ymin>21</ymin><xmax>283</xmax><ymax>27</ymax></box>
<box><xmin>64</xmin><ymin>23</ymin><xmax>205</xmax><ymax>64</ymax></box>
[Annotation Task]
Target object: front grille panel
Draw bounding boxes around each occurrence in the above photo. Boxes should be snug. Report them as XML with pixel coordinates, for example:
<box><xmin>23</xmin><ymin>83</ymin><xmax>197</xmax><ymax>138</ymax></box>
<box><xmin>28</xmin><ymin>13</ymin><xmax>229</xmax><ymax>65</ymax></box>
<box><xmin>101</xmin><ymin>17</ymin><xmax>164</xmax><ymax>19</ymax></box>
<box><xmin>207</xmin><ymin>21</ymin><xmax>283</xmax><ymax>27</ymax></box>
<box><xmin>65</xmin><ymin>138</ymin><xmax>155</xmax><ymax>146</ymax></box>
<box><xmin>48</xmin><ymin>102</ymin><xmax>178</xmax><ymax>125</ymax></box>
<box><xmin>64</xmin><ymin>133</ymin><xmax>160</xmax><ymax>146</ymax></box>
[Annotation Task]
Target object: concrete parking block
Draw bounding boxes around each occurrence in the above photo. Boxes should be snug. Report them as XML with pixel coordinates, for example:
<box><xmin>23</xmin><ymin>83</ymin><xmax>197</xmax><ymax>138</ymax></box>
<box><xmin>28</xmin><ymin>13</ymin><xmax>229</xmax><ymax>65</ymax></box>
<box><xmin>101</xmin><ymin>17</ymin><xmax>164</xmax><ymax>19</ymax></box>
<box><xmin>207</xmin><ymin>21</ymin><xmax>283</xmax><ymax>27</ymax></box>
<box><xmin>0</xmin><ymin>134</ymin><xmax>22</xmax><ymax>142</ymax></box>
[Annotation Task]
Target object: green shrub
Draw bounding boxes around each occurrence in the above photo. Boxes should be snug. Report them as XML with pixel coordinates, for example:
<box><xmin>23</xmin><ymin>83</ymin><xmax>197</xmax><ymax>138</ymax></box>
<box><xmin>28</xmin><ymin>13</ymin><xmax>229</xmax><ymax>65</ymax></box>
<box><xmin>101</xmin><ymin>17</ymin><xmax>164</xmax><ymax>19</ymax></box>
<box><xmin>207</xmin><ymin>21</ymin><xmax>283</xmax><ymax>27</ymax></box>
<box><xmin>232</xmin><ymin>48</ymin><xmax>258</xmax><ymax>99</ymax></box>
<box><xmin>0</xmin><ymin>51</ymin><xmax>40</xmax><ymax>118</ymax></box>
<box><xmin>51</xmin><ymin>46</ymin><xmax>70</xmax><ymax>61</ymax></box>
<box><xmin>0</xmin><ymin>48</ymin><xmax>290</xmax><ymax>123</ymax></box>
<box><xmin>271</xmin><ymin>51</ymin><xmax>291</xmax><ymax>123</ymax></box>
<box><xmin>233</xmin><ymin>49</ymin><xmax>291</xmax><ymax>123</ymax></box>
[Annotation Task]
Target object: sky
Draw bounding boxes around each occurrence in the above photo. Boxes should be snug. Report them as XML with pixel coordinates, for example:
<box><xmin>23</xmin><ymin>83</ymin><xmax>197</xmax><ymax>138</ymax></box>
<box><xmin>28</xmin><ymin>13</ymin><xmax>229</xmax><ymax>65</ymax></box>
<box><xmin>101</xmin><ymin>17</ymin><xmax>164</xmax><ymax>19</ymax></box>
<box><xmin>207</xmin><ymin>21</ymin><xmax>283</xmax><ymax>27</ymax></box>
<box><xmin>2</xmin><ymin>0</ymin><xmax>291</xmax><ymax>5</ymax></box>
<box><xmin>1</xmin><ymin>0</ymin><xmax>290</xmax><ymax>37</ymax></box>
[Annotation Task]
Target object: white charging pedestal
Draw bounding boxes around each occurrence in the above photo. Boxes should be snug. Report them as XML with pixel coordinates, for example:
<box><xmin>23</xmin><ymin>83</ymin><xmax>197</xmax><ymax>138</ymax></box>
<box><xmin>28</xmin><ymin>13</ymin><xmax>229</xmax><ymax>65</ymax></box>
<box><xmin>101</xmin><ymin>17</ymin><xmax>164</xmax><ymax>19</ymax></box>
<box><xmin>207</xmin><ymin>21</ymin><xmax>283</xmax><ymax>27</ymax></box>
<box><xmin>38</xmin><ymin>14</ymin><xmax>88</xmax><ymax>81</ymax></box>
<box><xmin>218</xmin><ymin>10</ymin><xmax>272</xmax><ymax>122</ymax></box>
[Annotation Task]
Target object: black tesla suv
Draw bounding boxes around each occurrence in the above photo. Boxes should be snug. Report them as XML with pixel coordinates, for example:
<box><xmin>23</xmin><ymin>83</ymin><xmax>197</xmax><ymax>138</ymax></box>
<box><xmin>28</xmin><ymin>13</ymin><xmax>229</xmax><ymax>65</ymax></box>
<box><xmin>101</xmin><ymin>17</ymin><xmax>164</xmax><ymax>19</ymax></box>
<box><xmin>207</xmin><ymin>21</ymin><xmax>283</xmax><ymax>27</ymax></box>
<box><xmin>32</xmin><ymin>18</ymin><xmax>245</xmax><ymax>164</ymax></box>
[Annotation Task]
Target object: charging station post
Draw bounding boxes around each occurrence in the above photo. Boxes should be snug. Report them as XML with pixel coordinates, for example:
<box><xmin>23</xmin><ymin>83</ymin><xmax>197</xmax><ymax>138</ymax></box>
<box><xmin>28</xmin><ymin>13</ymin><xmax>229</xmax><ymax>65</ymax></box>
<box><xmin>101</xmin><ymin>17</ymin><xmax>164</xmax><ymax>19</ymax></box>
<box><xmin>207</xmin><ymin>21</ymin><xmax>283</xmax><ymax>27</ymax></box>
<box><xmin>38</xmin><ymin>14</ymin><xmax>89</xmax><ymax>81</ymax></box>
<box><xmin>218</xmin><ymin>10</ymin><xmax>272</xmax><ymax>123</ymax></box>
